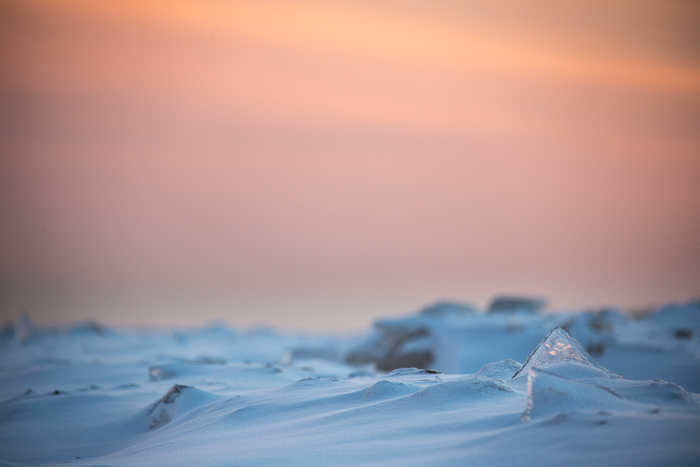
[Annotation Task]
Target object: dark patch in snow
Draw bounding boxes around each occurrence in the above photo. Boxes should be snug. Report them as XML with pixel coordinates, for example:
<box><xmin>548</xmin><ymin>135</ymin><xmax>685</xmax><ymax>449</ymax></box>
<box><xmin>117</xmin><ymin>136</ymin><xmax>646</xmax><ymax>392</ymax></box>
<box><xmin>148</xmin><ymin>384</ymin><xmax>193</xmax><ymax>429</ymax></box>
<box><xmin>345</xmin><ymin>321</ymin><xmax>434</xmax><ymax>372</ymax></box>
<box><xmin>154</xmin><ymin>384</ymin><xmax>192</xmax><ymax>407</ymax></box>
<box><xmin>585</xmin><ymin>342</ymin><xmax>606</xmax><ymax>357</ymax></box>
<box><xmin>673</xmin><ymin>328</ymin><xmax>693</xmax><ymax>340</ymax></box>
<box><xmin>594</xmin><ymin>385</ymin><xmax>623</xmax><ymax>399</ymax></box>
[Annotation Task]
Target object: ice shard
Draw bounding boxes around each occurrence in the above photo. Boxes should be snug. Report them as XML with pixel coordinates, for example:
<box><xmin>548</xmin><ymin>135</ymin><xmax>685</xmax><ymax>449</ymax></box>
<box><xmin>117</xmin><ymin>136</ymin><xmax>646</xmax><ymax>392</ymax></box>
<box><xmin>521</xmin><ymin>368</ymin><xmax>632</xmax><ymax>422</ymax></box>
<box><xmin>513</xmin><ymin>327</ymin><xmax>614</xmax><ymax>378</ymax></box>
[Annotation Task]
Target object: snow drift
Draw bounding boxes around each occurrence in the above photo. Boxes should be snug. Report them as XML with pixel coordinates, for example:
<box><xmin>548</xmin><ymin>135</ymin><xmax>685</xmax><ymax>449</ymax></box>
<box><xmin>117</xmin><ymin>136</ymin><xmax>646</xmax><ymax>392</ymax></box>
<box><xmin>1</xmin><ymin>299</ymin><xmax>699</xmax><ymax>466</ymax></box>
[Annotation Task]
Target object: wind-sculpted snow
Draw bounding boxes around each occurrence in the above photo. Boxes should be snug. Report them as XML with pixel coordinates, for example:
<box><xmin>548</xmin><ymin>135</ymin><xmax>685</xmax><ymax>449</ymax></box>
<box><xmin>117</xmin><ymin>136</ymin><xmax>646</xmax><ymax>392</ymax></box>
<box><xmin>1</xmin><ymin>301</ymin><xmax>700</xmax><ymax>466</ymax></box>
<box><xmin>147</xmin><ymin>384</ymin><xmax>226</xmax><ymax>429</ymax></box>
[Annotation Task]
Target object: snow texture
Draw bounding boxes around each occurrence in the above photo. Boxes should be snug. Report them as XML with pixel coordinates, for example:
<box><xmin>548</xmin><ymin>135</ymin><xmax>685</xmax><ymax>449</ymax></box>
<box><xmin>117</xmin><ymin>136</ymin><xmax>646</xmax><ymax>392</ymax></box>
<box><xmin>1</xmin><ymin>300</ymin><xmax>700</xmax><ymax>466</ymax></box>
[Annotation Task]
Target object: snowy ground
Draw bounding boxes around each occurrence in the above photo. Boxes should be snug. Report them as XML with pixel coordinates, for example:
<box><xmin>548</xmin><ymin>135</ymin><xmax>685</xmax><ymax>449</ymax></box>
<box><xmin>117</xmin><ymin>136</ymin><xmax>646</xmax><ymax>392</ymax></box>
<box><xmin>1</xmin><ymin>300</ymin><xmax>699</xmax><ymax>466</ymax></box>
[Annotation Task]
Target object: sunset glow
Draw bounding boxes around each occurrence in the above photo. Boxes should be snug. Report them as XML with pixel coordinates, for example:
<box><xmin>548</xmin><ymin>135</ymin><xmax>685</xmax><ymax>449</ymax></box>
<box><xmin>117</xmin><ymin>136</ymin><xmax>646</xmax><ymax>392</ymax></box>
<box><xmin>1</xmin><ymin>0</ymin><xmax>699</xmax><ymax>330</ymax></box>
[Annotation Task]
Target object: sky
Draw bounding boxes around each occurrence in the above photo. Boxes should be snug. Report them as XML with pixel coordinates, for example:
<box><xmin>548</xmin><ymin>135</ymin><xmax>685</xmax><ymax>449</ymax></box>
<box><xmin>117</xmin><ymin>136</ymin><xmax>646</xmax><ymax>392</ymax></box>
<box><xmin>1</xmin><ymin>0</ymin><xmax>699</xmax><ymax>331</ymax></box>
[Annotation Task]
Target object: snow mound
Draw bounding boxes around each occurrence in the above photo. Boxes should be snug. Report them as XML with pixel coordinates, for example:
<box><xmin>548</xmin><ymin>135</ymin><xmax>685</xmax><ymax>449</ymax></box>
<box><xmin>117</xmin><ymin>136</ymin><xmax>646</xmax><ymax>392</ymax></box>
<box><xmin>361</xmin><ymin>380</ymin><xmax>421</xmax><ymax>401</ymax></box>
<box><xmin>478</xmin><ymin>359</ymin><xmax>522</xmax><ymax>380</ymax></box>
<box><xmin>277</xmin><ymin>377</ymin><xmax>342</xmax><ymax>394</ymax></box>
<box><xmin>149</xmin><ymin>385</ymin><xmax>192</xmax><ymax>428</ymax></box>
<box><xmin>513</xmin><ymin>327</ymin><xmax>617</xmax><ymax>379</ymax></box>
<box><xmin>147</xmin><ymin>384</ymin><xmax>223</xmax><ymax>429</ymax></box>
<box><xmin>411</xmin><ymin>376</ymin><xmax>514</xmax><ymax>404</ymax></box>
<box><xmin>612</xmin><ymin>379</ymin><xmax>700</xmax><ymax>409</ymax></box>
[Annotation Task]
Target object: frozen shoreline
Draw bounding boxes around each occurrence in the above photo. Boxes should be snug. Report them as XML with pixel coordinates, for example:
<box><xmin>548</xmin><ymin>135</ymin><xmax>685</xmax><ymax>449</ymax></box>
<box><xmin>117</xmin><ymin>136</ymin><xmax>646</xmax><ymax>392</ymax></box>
<box><xmin>1</xmin><ymin>301</ymin><xmax>699</xmax><ymax>466</ymax></box>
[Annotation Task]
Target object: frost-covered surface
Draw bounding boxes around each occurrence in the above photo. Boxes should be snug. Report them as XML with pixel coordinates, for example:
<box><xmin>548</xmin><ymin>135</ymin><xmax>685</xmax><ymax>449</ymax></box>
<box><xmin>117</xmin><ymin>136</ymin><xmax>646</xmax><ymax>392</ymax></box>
<box><xmin>1</xmin><ymin>301</ymin><xmax>700</xmax><ymax>466</ymax></box>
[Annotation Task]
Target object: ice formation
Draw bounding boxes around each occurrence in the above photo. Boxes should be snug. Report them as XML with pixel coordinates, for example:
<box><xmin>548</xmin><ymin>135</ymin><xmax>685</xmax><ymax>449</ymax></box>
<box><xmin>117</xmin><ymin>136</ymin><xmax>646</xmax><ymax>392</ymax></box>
<box><xmin>512</xmin><ymin>327</ymin><xmax>615</xmax><ymax>378</ymax></box>
<box><xmin>521</xmin><ymin>368</ymin><xmax>630</xmax><ymax>421</ymax></box>
<box><xmin>2</xmin><ymin>301</ymin><xmax>700</xmax><ymax>466</ymax></box>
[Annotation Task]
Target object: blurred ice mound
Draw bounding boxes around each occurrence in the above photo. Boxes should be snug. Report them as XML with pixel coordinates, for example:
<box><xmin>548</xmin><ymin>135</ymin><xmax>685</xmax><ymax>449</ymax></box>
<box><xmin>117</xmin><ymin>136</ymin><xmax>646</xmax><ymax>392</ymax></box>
<box><xmin>644</xmin><ymin>299</ymin><xmax>700</xmax><ymax>342</ymax></box>
<box><xmin>418</xmin><ymin>301</ymin><xmax>476</xmax><ymax>318</ymax></box>
<box><xmin>487</xmin><ymin>296</ymin><xmax>547</xmax><ymax>314</ymax></box>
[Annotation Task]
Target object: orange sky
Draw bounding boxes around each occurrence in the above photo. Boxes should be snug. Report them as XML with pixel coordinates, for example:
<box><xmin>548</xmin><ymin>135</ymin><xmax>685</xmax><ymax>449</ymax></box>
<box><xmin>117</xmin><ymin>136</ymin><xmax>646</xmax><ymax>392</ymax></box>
<box><xmin>1</xmin><ymin>0</ymin><xmax>699</xmax><ymax>330</ymax></box>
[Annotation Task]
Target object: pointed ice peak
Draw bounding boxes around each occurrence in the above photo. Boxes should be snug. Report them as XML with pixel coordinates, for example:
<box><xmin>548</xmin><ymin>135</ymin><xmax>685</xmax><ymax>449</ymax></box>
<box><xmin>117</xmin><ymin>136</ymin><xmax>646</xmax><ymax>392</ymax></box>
<box><xmin>513</xmin><ymin>327</ymin><xmax>609</xmax><ymax>378</ymax></box>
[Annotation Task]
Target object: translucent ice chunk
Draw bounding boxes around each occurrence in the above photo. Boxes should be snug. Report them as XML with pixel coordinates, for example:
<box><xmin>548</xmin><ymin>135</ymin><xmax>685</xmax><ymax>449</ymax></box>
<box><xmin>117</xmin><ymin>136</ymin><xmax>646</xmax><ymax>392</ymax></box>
<box><xmin>513</xmin><ymin>327</ymin><xmax>610</xmax><ymax>378</ymax></box>
<box><xmin>522</xmin><ymin>368</ymin><xmax>632</xmax><ymax>422</ymax></box>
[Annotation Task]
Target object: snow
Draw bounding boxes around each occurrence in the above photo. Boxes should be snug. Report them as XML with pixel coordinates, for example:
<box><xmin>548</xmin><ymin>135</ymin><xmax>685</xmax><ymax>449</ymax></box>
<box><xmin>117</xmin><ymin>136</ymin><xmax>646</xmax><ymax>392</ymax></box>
<box><xmin>1</xmin><ymin>300</ymin><xmax>700</xmax><ymax>466</ymax></box>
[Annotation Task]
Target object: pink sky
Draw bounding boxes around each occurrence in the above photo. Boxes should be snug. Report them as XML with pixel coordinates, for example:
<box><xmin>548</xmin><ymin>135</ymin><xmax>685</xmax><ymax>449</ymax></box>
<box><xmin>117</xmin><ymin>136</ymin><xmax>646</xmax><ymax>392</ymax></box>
<box><xmin>1</xmin><ymin>0</ymin><xmax>699</xmax><ymax>330</ymax></box>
